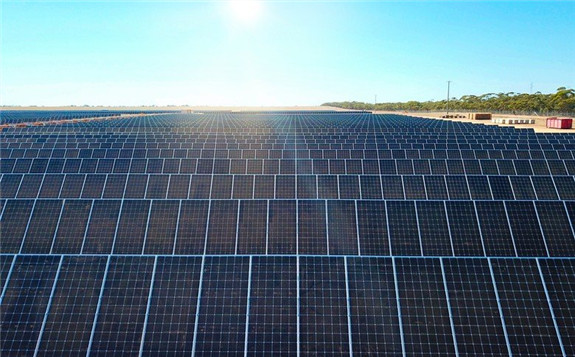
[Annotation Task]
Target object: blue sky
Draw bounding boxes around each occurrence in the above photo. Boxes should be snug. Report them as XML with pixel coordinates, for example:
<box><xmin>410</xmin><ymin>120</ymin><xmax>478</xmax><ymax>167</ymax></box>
<box><xmin>2</xmin><ymin>1</ymin><xmax>574</xmax><ymax>106</ymax></box>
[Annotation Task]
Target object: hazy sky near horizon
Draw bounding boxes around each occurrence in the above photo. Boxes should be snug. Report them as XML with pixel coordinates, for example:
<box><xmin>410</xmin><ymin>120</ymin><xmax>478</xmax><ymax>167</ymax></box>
<box><xmin>2</xmin><ymin>0</ymin><xmax>574</xmax><ymax>106</ymax></box>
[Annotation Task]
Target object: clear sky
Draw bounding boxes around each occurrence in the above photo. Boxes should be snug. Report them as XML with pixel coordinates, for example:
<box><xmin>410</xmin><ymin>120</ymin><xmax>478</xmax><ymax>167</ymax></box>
<box><xmin>2</xmin><ymin>0</ymin><xmax>574</xmax><ymax>106</ymax></box>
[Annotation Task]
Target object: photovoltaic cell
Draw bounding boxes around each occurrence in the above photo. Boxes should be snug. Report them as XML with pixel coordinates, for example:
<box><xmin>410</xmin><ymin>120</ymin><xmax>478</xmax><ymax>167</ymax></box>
<box><xmin>475</xmin><ymin>201</ymin><xmax>516</xmax><ymax>257</ymax></box>
<box><xmin>0</xmin><ymin>255</ymin><xmax>14</xmax><ymax>293</ymax></box>
<box><xmin>37</xmin><ymin>256</ymin><xmax>107</xmax><ymax>355</ymax></box>
<box><xmin>233</xmin><ymin>175</ymin><xmax>254</xmax><ymax>199</ymax></box>
<box><xmin>509</xmin><ymin>176</ymin><xmax>537</xmax><ymax>200</ymax></box>
<box><xmin>339</xmin><ymin>175</ymin><xmax>360</xmax><ymax>199</ymax></box>
<box><xmin>300</xmin><ymin>257</ymin><xmax>350</xmax><ymax>355</ymax></box>
<box><xmin>254</xmin><ymin>175</ymin><xmax>275</xmax><ymax>199</ymax></box>
<box><xmin>83</xmin><ymin>200</ymin><xmax>121</xmax><ymax>254</ymax></box>
<box><xmin>0</xmin><ymin>256</ymin><xmax>60</xmax><ymax>355</ymax></box>
<box><xmin>237</xmin><ymin>200</ymin><xmax>267</xmax><ymax>254</ymax></box>
<box><xmin>297</xmin><ymin>175</ymin><xmax>317</xmax><ymax>199</ymax></box>
<box><xmin>539</xmin><ymin>259</ymin><xmax>575</xmax><ymax>355</ymax></box>
<box><xmin>21</xmin><ymin>200</ymin><xmax>62</xmax><ymax>254</ymax></box>
<box><xmin>356</xmin><ymin>201</ymin><xmax>389</xmax><ymax>256</ymax></box>
<box><xmin>80</xmin><ymin>174</ymin><xmax>106</xmax><ymax>198</ymax></box>
<box><xmin>145</xmin><ymin>175</ymin><xmax>169</xmax><ymax>199</ymax></box>
<box><xmin>268</xmin><ymin>200</ymin><xmax>296</xmax><ymax>254</ymax></box>
<box><xmin>396</xmin><ymin>258</ymin><xmax>456</xmax><ymax>355</ymax></box>
<box><xmin>38</xmin><ymin>175</ymin><xmax>64</xmax><ymax>198</ymax></box>
<box><xmin>425</xmin><ymin>176</ymin><xmax>449</xmax><ymax>199</ymax></box>
<box><xmin>52</xmin><ymin>200</ymin><xmax>92</xmax><ymax>254</ymax></box>
<box><xmin>381</xmin><ymin>175</ymin><xmax>403</xmax><ymax>199</ymax></box>
<box><xmin>247</xmin><ymin>256</ymin><xmax>297</xmax><ymax>355</ymax></box>
<box><xmin>531</xmin><ymin>176</ymin><xmax>559</xmax><ymax>200</ymax></box>
<box><xmin>144</xmin><ymin>200</ymin><xmax>179</xmax><ymax>254</ymax></box>
<box><xmin>327</xmin><ymin>200</ymin><xmax>358</xmax><ymax>255</ymax></box>
<box><xmin>0</xmin><ymin>200</ymin><xmax>34</xmax><ymax>253</ymax></box>
<box><xmin>206</xmin><ymin>200</ymin><xmax>238</xmax><ymax>254</ymax></box>
<box><xmin>298</xmin><ymin>200</ymin><xmax>327</xmax><ymax>254</ymax></box>
<box><xmin>489</xmin><ymin>176</ymin><xmax>514</xmax><ymax>200</ymax></box>
<box><xmin>445</xmin><ymin>175</ymin><xmax>470</xmax><ymax>200</ymax></box>
<box><xmin>124</xmin><ymin>175</ymin><xmax>147</xmax><ymax>199</ymax></box>
<box><xmin>417</xmin><ymin>201</ymin><xmax>452</xmax><ymax>256</ymax></box>
<box><xmin>442</xmin><ymin>258</ymin><xmax>509</xmax><ymax>356</ymax></box>
<box><xmin>387</xmin><ymin>201</ymin><xmax>421</xmax><ymax>256</ymax></box>
<box><xmin>210</xmin><ymin>175</ymin><xmax>232</xmax><ymax>199</ymax></box>
<box><xmin>167</xmin><ymin>174</ymin><xmax>190</xmax><ymax>199</ymax></box>
<box><xmin>0</xmin><ymin>175</ymin><xmax>22</xmax><ymax>198</ymax></box>
<box><xmin>175</xmin><ymin>200</ymin><xmax>209</xmax><ymax>254</ymax></box>
<box><xmin>347</xmin><ymin>257</ymin><xmax>402</xmax><ymax>354</ymax></box>
<box><xmin>361</xmin><ymin>175</ymin><xmax>382</xmax><ymax>199</ymax></box>
<box><xmin>113</xmin><ymin>200</ymin><xmax>150</xmax><ymax>254</ymax></box>
<box><xmin>403</xmin><ymin>175</ymin><xmax>426</xmax><ymax>199</ymax></box>
<box><xmin>90</xmin><ymin>256</ymin><xmax>154</xmax><ymax>355</ymax></box>
<box><xmin>506</xmin><ymin>201</ymin><xmax>548</xmax><ymax>257</ymax></box>
<box><xmin>195</xmin><ymin>256</ymin><xmax>249</xmax><ymax>355</ymax></box>
<box><xmin>142</xmin><ymin>256</ymin><xmax>201</xmax><ymax>356</ymax></box>
<box><xmin>275</xmin><ymin>175</ymin><xmax>295</xmax><ymax>199</ymax></box>
<box><xmin>446</xmin><ymin>201</ymin><xmax>484</xmax><ymax>256</ymax></box>
<box><xmin>532</xmin><ymin>205</ymin><xmax>573</xmax><ymax>256</ymax></box>
<box><xmin>491</xmin><ymin>258</ymin><xmax>563</xmax><ymax>356</ymax></box>
<box><xmin>102</xmin><ymin>174</ymin><xmax>127</xmax><ymax>198</ymax></box>
<box><xmin>60</xmin><ymin>174</ymin><xmax>84</xmax><ymax>198</ymax></box>
<box><xmin>16</xmin><ymin>174</ymin><xmax>43</xmax><ymax>198</ymax></box>
<box><xmin>553</xmin><ymin>176</ymin><xmax>575</xmax><ymax>200</ymax></box>
<box><xmin>467</xmin><ymin>176</ymin><xmax>492</xmax><ymax>200</ymax></box>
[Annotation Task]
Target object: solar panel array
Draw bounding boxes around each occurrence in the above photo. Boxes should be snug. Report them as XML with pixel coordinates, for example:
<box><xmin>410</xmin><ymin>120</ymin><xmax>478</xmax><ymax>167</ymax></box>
<box><xmin>1</xmin><ymin>111</ymin><xmax>574</xmax><ymax>356</ymax></box>
<box><xmin>0</xmin><ymin>110</ymin><xmax>177</xmax><ymax>124</ymax></box>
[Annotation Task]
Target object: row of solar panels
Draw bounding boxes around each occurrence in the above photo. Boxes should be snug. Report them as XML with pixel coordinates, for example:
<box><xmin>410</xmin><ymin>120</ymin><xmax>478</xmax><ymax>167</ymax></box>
<box><xmin>0</xmin><ymin>110</ymin><xmax>146</xmax><ymax>124</ymax></box>
<box><xmin>3</xmin><ymin>159</ymin><xmax>575</xmax><ymax>178</ymax></box>
<box><xmin>2</xmin><ymin>173</ymin><xmax>574</xmax><ymax>201</ymax></box>
<box><xmin>5</xmin><ymin>137</ymin><xmax>569</xmax><ymax>149</ymax></box>
<box><xmin>0</xmin><ymin>127</ymin><xmax>567</xmax><ymax>137</ymax></box>
<box><xmin>4</xmin><ymin>145</ymin><xmax>575</xmax><ymax>159</ymax></box>
<box><xmin>2</xmin><ymin>199</ymin><xmax>574</xmax><ymax>257</ymax></box>
<box><xmin>5</xmin><ymin>124</ymin><xmax>541</xmax><ymax>134</ymax></box>
<box><xmin>0</xmin><ymin>112</ymin><xmax>537</xmax><ymax>130</ymax></box>
<box><xmin>2</xmin><ymin>110</ymin><xmax>179</xmax><ymax>123</ymax></box>
<box><xmin>3</xmin><ymin>130</ymin><xmax>573</xmax><ymax>143</ymax></box>
<box><xmin>1</xmin><ymin>255</ymin><xmax>572</xmax><ymax>355</ymax></box>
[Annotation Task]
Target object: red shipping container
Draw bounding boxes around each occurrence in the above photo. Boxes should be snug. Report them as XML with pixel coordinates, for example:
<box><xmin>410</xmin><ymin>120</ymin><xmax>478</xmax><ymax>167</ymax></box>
<box><xmin>546</xmin><ymin>117</ymin><xmax>573</xmax><ymax>129</ymax></box>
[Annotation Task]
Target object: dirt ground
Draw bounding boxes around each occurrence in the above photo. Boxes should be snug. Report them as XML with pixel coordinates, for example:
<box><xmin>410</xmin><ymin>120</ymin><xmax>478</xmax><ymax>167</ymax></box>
<box><xmin>375</xmin><ymin>111</ymin><xmax>574</xmax><ymax>134</ymax></box>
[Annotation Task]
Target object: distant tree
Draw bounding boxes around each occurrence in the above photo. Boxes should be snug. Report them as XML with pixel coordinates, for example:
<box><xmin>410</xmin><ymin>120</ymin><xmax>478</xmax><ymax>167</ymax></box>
<box><xmin>322</xmin><ymin>88</ymin><xmax>574</xmax><ymax>114</ymax></box>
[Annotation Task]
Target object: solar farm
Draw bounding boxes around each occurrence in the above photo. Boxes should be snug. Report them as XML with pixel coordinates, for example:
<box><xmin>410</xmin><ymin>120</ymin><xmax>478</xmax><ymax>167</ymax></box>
<box><xmin>1</xmin><ymin>110</ymin><xmax>574</xmax><ymax>356</ymax></box>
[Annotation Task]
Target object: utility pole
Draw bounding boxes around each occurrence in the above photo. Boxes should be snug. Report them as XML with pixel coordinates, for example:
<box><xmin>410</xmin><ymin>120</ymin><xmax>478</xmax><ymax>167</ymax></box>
<box><xmin>446</xmin><ymin>81</ymin><xmax>451</xmax><ymax>115</ymax></box>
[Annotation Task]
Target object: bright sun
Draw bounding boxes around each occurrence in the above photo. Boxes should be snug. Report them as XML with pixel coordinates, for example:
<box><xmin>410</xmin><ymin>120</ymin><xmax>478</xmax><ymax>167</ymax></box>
<box><xmin>228</xmin><ymin>0</ymin><xmax>263</xmax><ymax>23</ymax></box>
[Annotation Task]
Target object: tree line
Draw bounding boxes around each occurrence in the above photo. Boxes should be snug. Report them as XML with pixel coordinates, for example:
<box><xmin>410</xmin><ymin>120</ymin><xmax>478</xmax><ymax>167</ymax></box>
<box><xmin>322</xmin><ymin>87</ymin><xmax>575</xmax><ymax>115</ymax></box>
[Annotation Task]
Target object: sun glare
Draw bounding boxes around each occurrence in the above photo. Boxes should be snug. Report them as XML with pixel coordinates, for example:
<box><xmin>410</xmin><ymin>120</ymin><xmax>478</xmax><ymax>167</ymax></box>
<box><xmin>228</xmin><ymin>0</ymin><xmax>263</xmax><ymax>23</ymax></box>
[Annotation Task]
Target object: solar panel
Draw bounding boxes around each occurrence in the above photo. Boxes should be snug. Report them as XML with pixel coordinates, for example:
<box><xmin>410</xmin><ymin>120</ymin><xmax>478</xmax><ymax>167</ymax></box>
<box><xmin>195</xmin><ymin>256</ymin><xmax>249</xmax><ymax>355</ymax></box>
<box><xmin>142</xmin><ymin>256</ymin><xmax>201</xmax><ymax>355</ymax></box>
<box><xmin>443</xmin><ymin>258</ymin><xmax>509</xmax><ymax>355</ymax></box>
<box><xmin>37</xmin><ymin>256</ymin><xmax>107</xmax><ymax>355</ymax></box>
<box><xmin>90</xmin><ymin>256</ymin><xmax>155</xmax><ymax>355</ymax></box>
<box><xmin>1</xmin><ymin>256</ymin><xmax>61</xmax><ymax>355</ymax></box>
<box><xmin>396</xmin><ymin>258</ymin><xmax>456</xmax><ymax>355</ymax></box>
<box><xmin>1</xmin><ymin>111</ymin><xmax>574</xmax><ymax>355</ymax></box>
<box><xmin>491</xmin><ymin>259</ymin><xmax>563</xmax><ymax>356</ymax></box>
<box><xmin>300</xmin><ymin>257</ymin><xmax>350</xmax><ymax>354</ymax></box>
<box><xmin>247</xmin><ymin>256</ymin><xmax>297</xmax><ymax>354</ymax></box>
